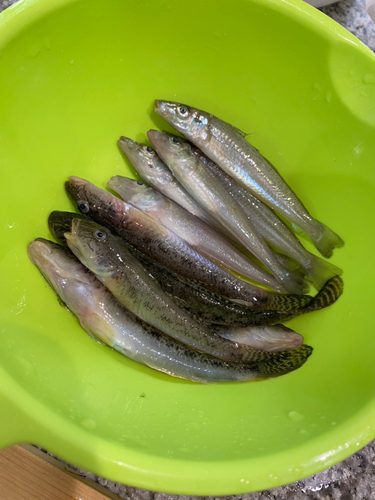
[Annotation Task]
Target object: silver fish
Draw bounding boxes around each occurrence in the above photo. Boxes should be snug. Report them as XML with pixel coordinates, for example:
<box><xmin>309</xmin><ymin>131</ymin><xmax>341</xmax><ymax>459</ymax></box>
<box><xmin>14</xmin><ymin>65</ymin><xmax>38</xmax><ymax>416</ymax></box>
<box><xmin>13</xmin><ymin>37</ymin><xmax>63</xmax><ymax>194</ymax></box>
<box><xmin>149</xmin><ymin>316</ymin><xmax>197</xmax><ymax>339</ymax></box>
<box><xmin>118</xmin><ymin>136</ymin><xmax>220</xmax><ymax>231</ymax></box>
<box><xmin>148</xmin><ymin>130</ymin><xmax>306</xmax><ymax>295</ymax></box>
<box><xmin>192</xmin><ymin>146</ymin><xmax>343</xmax><ymax>290</ymax></box>
<box><xmin>108</xmin><ymin>175</ymin><xmax>283</xmax><ymax>291</ymax></box>
<box><xmin>65</xmin><ymin>177</ymin><xmax>313</xmax><ymax>311</ymax></box>
<box><xmin>28</xmin><ymin>239</ymin><xmax>312</xmax><ymax>382</ymax></box>
<box><xmin>154</xmin><ymin>101</ymin><xmax>344</xmax><ymax>258</ymax></box>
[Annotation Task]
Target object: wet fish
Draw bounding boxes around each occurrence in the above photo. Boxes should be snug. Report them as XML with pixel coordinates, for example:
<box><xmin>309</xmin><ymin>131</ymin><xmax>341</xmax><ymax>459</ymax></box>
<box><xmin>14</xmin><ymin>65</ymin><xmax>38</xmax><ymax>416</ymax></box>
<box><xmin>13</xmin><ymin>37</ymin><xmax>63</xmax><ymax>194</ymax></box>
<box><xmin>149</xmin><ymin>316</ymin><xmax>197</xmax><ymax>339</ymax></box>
<box><xmin>191</xmin><ymin>145</ymin><xmax>343</xmax><ymax>290</ymax></box>
<box><xmin>154</xmin><ymin>100</ymin><xmax>344</xmax><ymax>258</ymax></box>
<box><xmin>108</xmin><ymin>175</ymin><xmax>283</xmax><ymax>291</ymax></box>
<box><xmin>64</xmin><ymin>217</ymin><xmax>304</xmax><ymax>363</ymax></box>
<box><xmin>155</xmin><ymin>270</ymin><xmax>344</xmax><ymax>327</ymax></box>
<box><xmin>65</xmin><ymin>177</ymin><xmax>314</xmax><ymax>310</ymax></box>
<box><xmin>28</xmin><ymin>238</ymin><xmax>312</xmax><ymax>382</ymax></box>
<box><xmin>148</xmin><ymin>130</ymin><xmax>306</xmax><ymax>295</ymax></box>
<box><xmin>118</xmin><ymin>136</ymin><xmax>220</xmax><ymax>230</ymax></box>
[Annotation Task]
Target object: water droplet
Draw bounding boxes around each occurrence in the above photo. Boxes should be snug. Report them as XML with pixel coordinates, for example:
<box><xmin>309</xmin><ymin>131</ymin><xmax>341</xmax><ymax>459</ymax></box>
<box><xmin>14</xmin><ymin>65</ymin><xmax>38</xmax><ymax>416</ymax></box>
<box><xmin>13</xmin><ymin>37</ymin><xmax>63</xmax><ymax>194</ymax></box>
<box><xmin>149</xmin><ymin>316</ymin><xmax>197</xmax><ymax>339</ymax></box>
<box><xmin>70</xmin><ymin>60</ymin><xmax>74</xmax><ymax>64</ymax></box>
<box><xmin>356</xmin><ymin>441</ymin><xmax>360</xmax><ymax>446</ymax></box>
<box><xmin>288</xmin><ymin>411</ymin><xmax>304</xmax><ymax>422</ymax></box>
<box><xmin>81</xmin><ymin>418</ymin><xmax>97</xmax><ymax>430</ymax></box>
<box><xmin>325</xmin><ymin>91</ymin><xmax>332</xmax><ymax>102</ymax></box>
<box><xmin>362</xmin><ymin>73</ymin><xmax>375</xmax><ymax>84</ymax></box>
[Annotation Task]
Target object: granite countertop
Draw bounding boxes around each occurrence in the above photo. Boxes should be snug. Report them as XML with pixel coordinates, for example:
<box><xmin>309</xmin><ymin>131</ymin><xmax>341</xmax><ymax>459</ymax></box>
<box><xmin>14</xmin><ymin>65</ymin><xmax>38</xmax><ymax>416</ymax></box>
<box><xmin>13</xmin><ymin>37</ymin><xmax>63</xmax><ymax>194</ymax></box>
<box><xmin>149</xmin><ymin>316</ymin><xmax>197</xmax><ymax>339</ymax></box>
<box><xmin>1</xmin><ymin>0</ymin><xmax>374</xmax><ymax>498</ymax></box>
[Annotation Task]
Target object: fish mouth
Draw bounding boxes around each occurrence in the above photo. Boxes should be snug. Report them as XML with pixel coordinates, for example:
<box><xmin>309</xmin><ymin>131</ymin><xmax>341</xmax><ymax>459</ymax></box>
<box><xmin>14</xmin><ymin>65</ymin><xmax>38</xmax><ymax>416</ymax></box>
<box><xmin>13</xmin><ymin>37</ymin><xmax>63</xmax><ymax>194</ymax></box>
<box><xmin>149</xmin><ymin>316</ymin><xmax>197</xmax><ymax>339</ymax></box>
<box><xmin>118</xmin><ymin>136</ymin><xmax>137</xmax><ymax>153</ymax></box>
<box><xmin>28</xmin><ymin>238</ymin><xmax>53</xmax><ymax>268</ymax></box>
<box><xmin>154</xmin><ymin>100</ymin><xmax>177</xmax><ymax>119</ymax></box>
<box><xmin>64</xmin><ymin>219</ymin><xmax>83</xmax><ymax>258</ymax></box>
<box><xmin>147</xmin><ymin>129</ymin><xmax>163</xmax><ymax>143</ymax></box>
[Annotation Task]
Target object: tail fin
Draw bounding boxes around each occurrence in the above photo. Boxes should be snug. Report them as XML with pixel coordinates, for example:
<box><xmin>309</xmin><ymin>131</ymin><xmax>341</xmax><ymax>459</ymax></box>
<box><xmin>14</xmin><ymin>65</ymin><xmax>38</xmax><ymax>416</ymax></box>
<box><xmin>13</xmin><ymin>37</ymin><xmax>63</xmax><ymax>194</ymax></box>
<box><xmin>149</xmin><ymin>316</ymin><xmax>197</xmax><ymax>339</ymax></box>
<box><xmin>258</xmin><ymin>344</ymin><xmax>313</xmax><ymax>377</ymax></box>
<box><xmin>307</xmin><ymin>275</ymin><xmax>344</xmax><ymax>312</ymax></box>
<box><xmin>275</xmin><ymin>270</ymin><xmax>310</xmax><ymax>296</ymax></box>
<box><xmin>310</xmin><ymin>222</ymin><xmax>344</xmax><ymax>258</ymax></box>
<box><xmin>274</xmin><ymin>252</ymin><xmax>307</xmax><ymax>278</ymax></box>
<box><xmin>304</xmin><ymin>255</ymin><xmax>343</xmax><ymax>291</ymax></box>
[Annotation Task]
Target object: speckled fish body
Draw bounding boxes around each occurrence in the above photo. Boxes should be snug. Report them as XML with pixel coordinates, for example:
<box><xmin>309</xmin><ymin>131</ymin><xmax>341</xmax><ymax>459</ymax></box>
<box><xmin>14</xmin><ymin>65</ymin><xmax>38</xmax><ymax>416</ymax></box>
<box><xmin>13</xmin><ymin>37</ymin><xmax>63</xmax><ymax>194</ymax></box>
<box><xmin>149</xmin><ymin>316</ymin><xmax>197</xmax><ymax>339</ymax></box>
<box><xmin>148</xmin><ymin>130</ymin><xmax>307</xmax><ymax>296</ymax></box>
<box><xmin>154</xmin><ymin>101</ymin><xmax>344</xmax><ymax>258</ymax></box>
<box><xmin>192</xmin><ymin>146</ymin><xmax>343</xmax><ymax>290</ymax></box>
<box><xmin>65</xmin><ymin>177</ymin><xmax>313</xmax><ymax>311</ymax></box>
<box><xmin>64</xmin><ymin>217</ymin><xmax>300</xmax><ymax>364</ymax></box>
<box><xmin>28</xmin><ymin>239</ymin><xmax>313</xmax><ymax>381</ymax></box>
<box><xmin>108</xmin><ymin>175</ymin><xmax>283</xmax><ymax>292</ymax></box>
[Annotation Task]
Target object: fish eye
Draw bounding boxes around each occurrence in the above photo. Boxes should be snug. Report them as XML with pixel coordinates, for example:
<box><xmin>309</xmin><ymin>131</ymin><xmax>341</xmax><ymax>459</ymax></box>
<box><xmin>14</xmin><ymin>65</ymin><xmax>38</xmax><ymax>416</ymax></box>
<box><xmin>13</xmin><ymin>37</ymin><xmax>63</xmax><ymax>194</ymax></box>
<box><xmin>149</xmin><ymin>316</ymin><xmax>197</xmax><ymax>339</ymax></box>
<box><xmin>171</xmin><ymin>137</ymin><xmax>180</xmax><ymax>144</ymax></box>
<box><xmin>178</xmin><ymin>105</ymin><xmax>189</xmax><ymax>117</ymax></box>
<box><xmin>143</xmin><ymin>145</ymin><xmax>155</xmax><ymax>156</ymax></box>
<box><xmin>78</xmin><ymin>200</ymin><xmax>89</xmax><ymax>213</ymax></box>
<box><xmin>136</xmin><ymin>181</ymin><xmax>144</xmax><ymax>186</ymax></box>
<box><xmin>94</xmin><ymin>229</ymin><xmax>106</xmax><ymax>241</ymax></box>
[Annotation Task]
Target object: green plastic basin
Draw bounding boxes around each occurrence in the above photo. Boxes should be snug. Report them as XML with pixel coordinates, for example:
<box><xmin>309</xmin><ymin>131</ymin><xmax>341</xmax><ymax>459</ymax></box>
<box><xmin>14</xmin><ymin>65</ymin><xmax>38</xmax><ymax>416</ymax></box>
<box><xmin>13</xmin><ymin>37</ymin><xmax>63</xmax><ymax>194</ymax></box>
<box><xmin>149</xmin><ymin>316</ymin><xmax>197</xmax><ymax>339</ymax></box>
<box><xmin>1</xmin><ymin>0</ymin><xmax>375</xmax><ymax>494</ymax></box>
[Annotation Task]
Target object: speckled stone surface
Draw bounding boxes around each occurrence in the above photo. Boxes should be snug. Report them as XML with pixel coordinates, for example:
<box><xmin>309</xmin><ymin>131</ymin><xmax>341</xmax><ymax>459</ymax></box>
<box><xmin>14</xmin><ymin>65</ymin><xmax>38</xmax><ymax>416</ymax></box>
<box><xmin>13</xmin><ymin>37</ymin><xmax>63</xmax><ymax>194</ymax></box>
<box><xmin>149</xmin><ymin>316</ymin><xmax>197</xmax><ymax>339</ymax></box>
<box><xmin>1</xmin><ymin>0</ymin><xmax>375</xmax><ymax>498</ymax></box>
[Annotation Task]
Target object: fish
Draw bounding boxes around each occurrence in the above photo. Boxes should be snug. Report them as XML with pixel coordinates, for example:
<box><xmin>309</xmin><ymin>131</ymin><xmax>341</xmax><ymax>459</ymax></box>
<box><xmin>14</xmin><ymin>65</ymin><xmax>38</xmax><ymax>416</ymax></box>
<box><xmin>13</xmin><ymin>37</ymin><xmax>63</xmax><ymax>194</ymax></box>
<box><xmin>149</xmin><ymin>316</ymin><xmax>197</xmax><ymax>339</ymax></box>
<box><xmin>108</xmin><ymin>175</ymin><xmax>284</xmax><ymax>292</ymax></box>
<box><xmin>117</xmin><ymin>136</ymin><xmax>221</xmax><ymax>230</ymax></box>
<box><xmin>28</xmin><ymin>238</ymin><xmax>313</xmax><ymax>382</ymax></box>
<box><xmin>153</xmin><ymin>100</ymin><xmax>344</xmax><ymax>258</ymax></box>
<box><xmin>65</xmin><ymin>177</ymin><xmax>314</xmax><ymax>311</ymax></box>
<box><xmin>64</xmin><ymin>217</ymin><xmax>309</xmax><ymax>363</ymax></box>
<box><xmin>191</xmin><ymin>145</ymin><xmax>343</xmax><ymax>290</ymax></box>
<box><xmin>216</xmin><ymin>324</ymin><xmax>304</xmax><ymax>351</ymax></box>
<box><xmin>148</xmin><ymin>130</ymin><xmax>307</xmax><ymax>295</ymax></box>
<box><xmin>157</xmin><ymin>270</ymin><xmax>344</xmax><ymax>326</ymax></box>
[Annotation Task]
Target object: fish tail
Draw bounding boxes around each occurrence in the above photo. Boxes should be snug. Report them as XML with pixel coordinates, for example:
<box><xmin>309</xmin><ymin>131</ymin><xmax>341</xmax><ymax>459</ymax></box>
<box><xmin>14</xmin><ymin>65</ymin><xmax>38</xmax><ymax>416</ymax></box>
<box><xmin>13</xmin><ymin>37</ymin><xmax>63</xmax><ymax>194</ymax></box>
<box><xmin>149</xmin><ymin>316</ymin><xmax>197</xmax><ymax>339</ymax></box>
<box><xmin>258</xmin><ymin>344</ymin><xmax>313</xmax><ymax>377</ymax></box>
<box><xmin>274</xmin><ymin>252</ymin><xmax>307</xmax><ymax>278</ymax></box>
<box><xmin>275</xmin><ymin>270</ymin><xmax>310</xmax><ymax>295</ymax></box>
<box><xmin>267</xmin><ymin>290</ymin><xmax>312</xmax><ymax>311</ymax></box>
<box><xmin>307</xmin><ymin>221</ymin><xmax>344</xmax><ymax>258</ymax></box>
<box><xmin>306</xmin><ymin>275</ymin><xmax>344</xmax><ymax>311</ymax></box>
<box><xmin>304</xmin><ymin>255</ymin><xmax>343</xmax><ymax>291</ymax></box>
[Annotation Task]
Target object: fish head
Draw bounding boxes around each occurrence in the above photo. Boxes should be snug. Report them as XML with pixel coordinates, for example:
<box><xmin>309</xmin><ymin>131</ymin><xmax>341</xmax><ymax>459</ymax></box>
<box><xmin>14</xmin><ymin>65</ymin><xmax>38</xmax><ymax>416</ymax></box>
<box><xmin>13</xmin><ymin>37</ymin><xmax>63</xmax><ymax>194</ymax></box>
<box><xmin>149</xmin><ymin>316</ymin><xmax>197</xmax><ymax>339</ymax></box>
<box><xmin>64</xmin><ymin>218</ymin><xmax>117</xmax><ymax>277</ymax></box>
<box><xmin>28</xmin><ymin>238</ymin><xmax>97</xmax><ymax>299</ymax></box>
<box><xmin>28</xmin><ymin>238</ymin><xmax>108</xmax><ymax>325</ymax></box>
<box><xmin>65</xmin><ymin>176</ymin><xmax>127</xmax><ymax>230</ymax></box>
<box><xmin>108</xmin><ymin>176</ymin><xmax>152</xmax><ymax>204</ymax></box>
<box><xmin>154</xmin><ymin>100</ymin><xmax>209</xmax><ymax>141</ymax></box>
<box><xmin>118</xmin><ymin>136</ymin><xmax>172</xmax><ymax>185</ymax></box>
<box><xmin>147</xmin><ymin>130</ymin><xmax>194</xmax><ymax>173</ymax></box>
<box><xmin>48</xmin><ymin>211</ymin><xmax>90</xmax><ymax>246</ymax></box>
